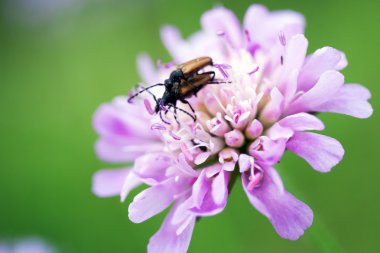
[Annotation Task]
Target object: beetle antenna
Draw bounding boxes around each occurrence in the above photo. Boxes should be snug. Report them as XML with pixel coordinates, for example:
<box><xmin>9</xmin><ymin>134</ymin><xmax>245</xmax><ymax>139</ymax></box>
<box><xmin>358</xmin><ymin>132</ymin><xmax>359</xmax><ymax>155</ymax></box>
<box><xmin>128</xmin><ymin>83</ymin><xmax>164</xmax><ymax>103</ymax></box>
<box><xmin>135</xmin><ymin>84</ymin><xmax>159</xmax><ymax>104</ymax></box>
<box><xmin>208</xmin><ymin>80</ymin><xmax>232</xmax><ymax>84</ymax></box>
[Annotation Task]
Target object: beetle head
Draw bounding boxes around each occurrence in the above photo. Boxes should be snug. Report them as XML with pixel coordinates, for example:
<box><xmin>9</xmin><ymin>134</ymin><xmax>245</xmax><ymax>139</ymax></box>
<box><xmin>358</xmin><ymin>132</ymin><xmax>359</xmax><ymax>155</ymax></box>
<box><xmin>164</xmin><ymin>79</ymin><xmax>173</xmax><ymax>90</ymax></box>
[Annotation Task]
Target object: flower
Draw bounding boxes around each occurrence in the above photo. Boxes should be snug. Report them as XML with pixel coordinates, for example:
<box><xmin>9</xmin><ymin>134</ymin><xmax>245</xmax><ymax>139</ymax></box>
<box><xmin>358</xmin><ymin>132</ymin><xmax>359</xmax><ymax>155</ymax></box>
<box><xmin>92</xmin><ymin>4</ymin><xmax>372</xmax><ymax>253</ymax></box>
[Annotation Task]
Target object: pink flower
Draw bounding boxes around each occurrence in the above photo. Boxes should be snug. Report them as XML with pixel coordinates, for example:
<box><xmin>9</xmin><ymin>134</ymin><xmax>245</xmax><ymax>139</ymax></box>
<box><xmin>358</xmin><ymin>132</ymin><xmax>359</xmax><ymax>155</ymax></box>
<box><xmin>92</xmin><ymin>4</ymin><xmax>372</xmax><ymax>253</ymax></box>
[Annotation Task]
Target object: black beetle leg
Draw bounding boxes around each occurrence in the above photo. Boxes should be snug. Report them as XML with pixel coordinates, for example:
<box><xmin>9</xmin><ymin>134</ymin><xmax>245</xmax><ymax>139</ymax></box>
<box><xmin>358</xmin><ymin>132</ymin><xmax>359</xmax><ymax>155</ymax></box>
<box><xmin>165</xmin><ymin>105</ymin><xmax>172</xmax><ymax>115</ymax></box>
<box><xmin>159</xmin><ymin>110</ymin><xmax>171</xmax><ymax>125</ymax></box>
<box><xmin>173</xmin><ymin>105</ymin><xmax>197</xmax><ymax>122</ymax></box>
<box><xmin>173</xmin><ymin>106</ymin><xmax>180</xmax><ymax>126</ymax></box>
<box><xmin>180</xmin><ymin>99</ymin><xmax>196</xmax><ymax>114</ymax></box>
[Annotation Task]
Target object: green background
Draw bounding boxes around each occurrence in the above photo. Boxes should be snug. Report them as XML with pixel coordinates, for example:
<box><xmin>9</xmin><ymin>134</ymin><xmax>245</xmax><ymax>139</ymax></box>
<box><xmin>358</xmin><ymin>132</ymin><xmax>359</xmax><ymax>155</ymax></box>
<box><xmin>0</xmin><ymin>0</ymin><xmax>379</xmax><ymax>252</ymax></box>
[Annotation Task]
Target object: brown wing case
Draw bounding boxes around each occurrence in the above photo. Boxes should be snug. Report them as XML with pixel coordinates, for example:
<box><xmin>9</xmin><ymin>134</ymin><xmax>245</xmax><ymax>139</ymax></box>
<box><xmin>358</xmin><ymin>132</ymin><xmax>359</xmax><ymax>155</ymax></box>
<box><xmin>176</xmin><ymin>57</ymin><xmax>213</xmax><ymax>76</ymax></box>
<box><xmin>179</xmin><ymin>73</ymin><xmax>213</xmax><ymax>98</ymax></box>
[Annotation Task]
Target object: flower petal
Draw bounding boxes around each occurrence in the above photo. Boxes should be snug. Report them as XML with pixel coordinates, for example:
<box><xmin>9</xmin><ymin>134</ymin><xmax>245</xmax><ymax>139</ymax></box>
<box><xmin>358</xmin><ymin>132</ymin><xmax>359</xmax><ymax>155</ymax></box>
<box><xmin>238</xmin><ymin>154</ymin><xmax>254</xmax><ymax>173</ymax></box>
<box><xmin>248</xmin><ymin>137</ymin><xmax>286</xmax><ymax>166</ymax></box>
<box><xmin>298</xmin><ymin>47</ymin><xmax>344</xmax><ymax>92</ymax></box>
<box><xmin>287</xmin><ymin>70</ymin><xmax>344</xmax><ymax>115</ymax></box>
<box><xmin>267</xmin><ymin>113</ymin><xmax>324</xmax><ymax>140</ymax></box>
<box><xmin>211</xmin><ymin>170</ymin><xmax>229</xmax><ymax>205</ymax></box>
<box><xmin>137</xmin><ymin>53</ymin><xmax>162</xmax><ymax>85</ymax></box>
<box><xmin>201</xmin><ymin>6</ymin><xmax>243</xmax><ymax>49</ymax></box>
<box><xmin>191</xmin><ymin>170</ymin><xmax>209</xmax><ymax>209</ymax></box>
<box><xmin>93</xmin><ymin>98</ymin><xmax>155</xmax><ymax>140</ymax></box>
<box><xmin>93</xmin><ymin>97</ymin><xmax>160</xmax><ymax>163</ymax></box>
<box><xmin>279</xmin><ymin>113</ymin><xmax>325</xmax><ymax>131</ymax></box>
<box><xmin>95</xmin><ymin>138</ymin><xmax>161</xmax><ymax>163</ymax></box>
<box><xmin>259</xmin><ymin>87</ymin><xmax>285</xmax><ymax>124</ymax></box>
<box><xmin>243</xmin><ymin>4</ymin><xmax>305</xmax><ymax>51</ymax></box>
<box><xmin>190</xmin><ymin>166</ymin><xmax>229</xmax><ymax>216</ymax></box>
<box><xmin>287</xmin><ymin>132</ymin><xmax>344</xmax><ymax>173</ymax></box>
<box><xmin>314</xmin><ymin>84</ymin><xmax>373</xmax><ymax>118</ymax></box>
<box><xmin>178</xmin><ymin>153</ymin><xmax>199</xmax><ymax>178</ymax></box>
<box><xmin>242</xmin><ymin>167</ymin><xmax>313</xmax><ymax>240</ymax></box>
<box><xmin>148</xmin><ymin>200</ymin><xmax>196</xmax><ymax>253</ymax></box>
<box><xmin>342</xmin><ymin>83</ymin><xmax>371</xmax><ymax>100</ymax></box>
<box><xmin>120</xmin><ymin>171</ymin><xmax>142</xmax><ymax>201</ymax></box>
<box><xmin>128</xmin><ymin>179</ymin><xmax>176</xmax><ymax>223</ymax></box>
<box><xmin>283</xmin><ymin>34</ymin><xmax>308</xmax><ymax>72</ymax></box>
<box><xmin>160</xmin><ymin>25</ymin><xmax>190</xmax><ymax>62</ymax></box>
<box><xmin>92</xmin><ymin>168</ymin><xmax>132</xmax><ymax>197</ymax></box>
<box><xmin>133</xmin><ymin>152</ymin><xmax>173</xmax><ymax>185</ymax></box>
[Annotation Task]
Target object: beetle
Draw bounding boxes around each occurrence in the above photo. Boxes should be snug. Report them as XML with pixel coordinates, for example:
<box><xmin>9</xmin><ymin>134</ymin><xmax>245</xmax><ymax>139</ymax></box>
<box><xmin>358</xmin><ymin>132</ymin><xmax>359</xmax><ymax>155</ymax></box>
<box><xmin>128</xmin><ymin>56</ymin><xmax>224</xmax><ymax>124</ymax></box>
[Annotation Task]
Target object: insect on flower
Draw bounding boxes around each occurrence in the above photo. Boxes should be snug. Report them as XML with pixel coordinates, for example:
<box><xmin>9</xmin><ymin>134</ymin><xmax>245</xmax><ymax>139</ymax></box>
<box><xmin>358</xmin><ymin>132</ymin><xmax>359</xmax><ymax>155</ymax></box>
<box><xmin>128</xmin><ymin>56</ymin><xmax>227</xmax><ymax>124</ymax></box>
<box><xmin>92</xmin><ymin>4</ymin><xmax>373</xmax><ymax>253</ymax></box>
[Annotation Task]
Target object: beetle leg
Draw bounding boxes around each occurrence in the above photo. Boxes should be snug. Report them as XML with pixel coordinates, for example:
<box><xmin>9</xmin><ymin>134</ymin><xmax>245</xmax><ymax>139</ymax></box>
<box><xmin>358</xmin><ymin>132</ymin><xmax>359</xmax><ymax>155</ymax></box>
<box><xmin>173</xmin><ymin>106</ymin><xmax>180</xmax><ymax>126</ymax></box>
<box><xmin>180</xmin><ymin>99</ymin><xmax>195</xmax><ymax>114</ymax></box>
<box><xmin>173</xmin><ymin>105</ymin><xmax>197</xmax><ymax>122</ymax></box>
<box><xmin>165</xmin><ymin>105</ymin><xmax>172</xmax><ymax>115</ymax></box>
<box><xmin>159</xmin><ymin>110</ymin><xmax>171</xmax><ymax>125</ymax></box>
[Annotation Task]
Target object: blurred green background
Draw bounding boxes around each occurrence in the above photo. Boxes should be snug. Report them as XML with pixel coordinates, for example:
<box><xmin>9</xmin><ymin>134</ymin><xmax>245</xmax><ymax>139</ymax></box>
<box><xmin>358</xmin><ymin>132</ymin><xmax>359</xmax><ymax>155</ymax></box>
<box><xmin>0</xmin><ymin>0</ymin><xmax>379</xmax><ymax>252</ymax></box>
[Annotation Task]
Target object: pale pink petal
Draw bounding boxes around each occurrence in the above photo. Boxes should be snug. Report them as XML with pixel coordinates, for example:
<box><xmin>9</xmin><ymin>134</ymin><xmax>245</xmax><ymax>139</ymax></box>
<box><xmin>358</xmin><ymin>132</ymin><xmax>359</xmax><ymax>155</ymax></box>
<box><xmin>224</xmin><ymin>129</ymin><xmax>245</xmax><ymax>148</ymax></box>
<box><xmin>148</xmin><ymin>201</ymin><xmax>196</xmax><ymax>253</ymax></box>
<box><xmin>93</xmin><ymin>101</ymin><xmax>155</xmax><ymax>140</ymax></box>
<box><xmin>238</xmin><ymin>154</ymin><xmax>254</xmax><ymax>173</ymax></box>
<box><xmin>298</xmin><ymin>47</ymin><xmax>344</xmax><ymax>92</ymax></box>
<box><xmin>93</xmin><ymin>98</ymin><xmax>160</xmax><ymax>163</ymax></box>
<box><xmin>201</xmin><ymin>6</ymin><xmax>243</xmax><ymax>48</ymax></box>
<box><xmin>211</xmin><ymin>170</ymin><xmax>229</xmax><ymax>205</ymax></box>
<box><xmin>281</xmin><ymin>69</ymin><xmax>299</xmax><ymax>106</ymax></box>
<box><xmin>242</xmin><ymin>167</ymin><xmax>313</xmax><ymax>240</ymax></box>
<box><xmin>248</xmin><ymin>137</ymin><xmax>286</xmax><ymax>166</ymax></box>
<box><xmin>133</xmin><ymin>152</ymin><xmax>173</xmax><ymax>185</ymax></box>
<box><xmin>342</xmin><ymin>83</ymin><xmax>371</xmax><ymax>100</ymax></box>
<box><xmin>243</xmin><ymin>4</ymin><xmax>305</xmax><ymax>51</ymax></box>
<box><xmin>276</xmin><ymin>35</ymin><xmax>308</xmax><ymax>101</ymax></box>
<box><xmin>137</xmin><ymin>53</ymin><xmax>162</xmax><ymax>85</ymax></box>
<box><xmin>245</xmin><ymin>119</ymin><xmax>263</xmax><ymax>139</ymax></box>
<box><xmin>259</xmin><ymin>87</ymin><xmax>285</xmax><ymax>124</ymax></box>
<box><xmin>267</xmin><ymin>112</ymin><xmax>324</xmax><ymax>140</ymax></box>
<box><xmin>287</xmin><ymin>70</ymin><xmax>344</xmax><ymax>115</ymax></box>
<box><xmin>92</xmin><ymin>168</ymin><xmax>131</xmax><ymax>197</ymax></box>
<box><xmin>120</xmin><ymin>171</ymin><xmax>142</xmax><ymax>201</ymax></box>
<box><xmin>190</xmin><ymin>165</ymin><xmax>229</xmax><ymax>216</ymax></box>
<box><xmin>278</xmin><ymin>113</ymin><xmax>325</xmax><ymax>131</ymax></box>
<box><xmin>160</xmin><ymin>25</ymin><xmax>189</xmax><ymax>62</ymax></box>
<box><xmin>128</xmin><ymin>179</ymin><xmax>175</xmax><ymax>223</ymax></box>
<box><xmin>287</xmin><ymin>132</ymin><xmax>344</xmax><ymax>173</ymax></box>
<box><xmin>194</xmin><ymin>151</ymin><xmax>211</xmax><ymax>165</ymax></box>
<box><xmin>95</xmin><ymin>138</ymin><xmax>160</xmax><ymax>163</ymax></box>
<box><xmin>283</xmin><ymin>34</ymin><xmax>308</xmax><ymax>72</ymax></box>
<box><xmin>191</xmin><ymin>170</ymin><xmax>208</xmax><ymax>209</ymax></box>
<box><xmin>335</xmin><ymin>51</ymin><xmax>348</xmax><ymax>70</ymax></box>
<box><xmin>178</xmin><ymin>153</ymin><xmax>199</xmax><ymax>178</ymax></box>
<box><xmin>314</xmin><ymin>84</ymin><xmax>373</xmax><ymax>118</ymax></box>
<box><xmin>171</xmin><ymin>196</ymin><xmax>195</xmax><ymax>227</ymax></box>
